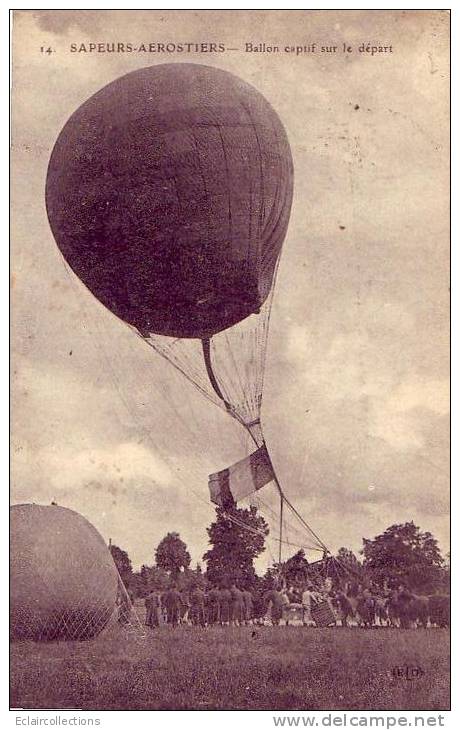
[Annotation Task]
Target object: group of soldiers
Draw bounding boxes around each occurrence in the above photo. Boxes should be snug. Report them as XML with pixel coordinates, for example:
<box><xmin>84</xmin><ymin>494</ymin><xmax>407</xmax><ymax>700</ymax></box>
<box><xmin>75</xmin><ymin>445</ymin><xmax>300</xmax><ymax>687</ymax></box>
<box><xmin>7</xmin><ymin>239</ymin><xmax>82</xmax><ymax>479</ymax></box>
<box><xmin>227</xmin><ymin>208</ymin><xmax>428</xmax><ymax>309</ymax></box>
<box><xmin>142</xmin><ymin>579</ymin><xmax>450</xmax><ymax>629</ymax></box>
<box><xmin>144</xmin><ymin>583</ymin><xmax>255</xmax><ymax>628</ymax></box>
<box><xmin>143</xmin><ymin>580</ymin><xmax>337</xmax><ymax>629</ymax></box>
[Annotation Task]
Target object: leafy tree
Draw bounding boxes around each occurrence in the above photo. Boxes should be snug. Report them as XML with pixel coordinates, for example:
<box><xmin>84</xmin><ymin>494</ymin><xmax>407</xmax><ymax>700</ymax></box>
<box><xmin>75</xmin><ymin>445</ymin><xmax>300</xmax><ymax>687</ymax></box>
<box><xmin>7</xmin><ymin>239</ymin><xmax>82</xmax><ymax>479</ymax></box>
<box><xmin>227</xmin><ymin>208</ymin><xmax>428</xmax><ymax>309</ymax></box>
<box><xmin>109</xmin><ymin>544</ymin><xmax>133</xmax><ymax>587</ymax></box>
<box><xmin>155</xmin><ymin>532</ymin><xmax>191</xmax><ymax>577</ymax></box>
<box><xmin>334</xmin><ymin>547</ymin><xmax>363</xmax><ymax>582</ymax></box>
<box><xmin>177</xmin><ymin>566</ymin><xmax>208</xmax><ymax>592</ymax></box>
<box><xmin>438</xmin><ymin>553</ymin><xmax>450</xmax><ymax>593</ymax></box>
<box><xmin>133</xmin><ymin>562</ymin><xmax>208</xmax><ymax>597</ymax></box>
<box><xmin>135</xmin><ymin>564</ymin><xmax>170</xmax><ymax>596</ymax></box>
<box><xmin>203</xmin><ymin>505</ymin><xmax>269</xmax><ymax>588</ymax></box>
<box><xmin>362</xmin><ymin>521</ymin><xmax>444</xmax><ymax>593</ymax></box>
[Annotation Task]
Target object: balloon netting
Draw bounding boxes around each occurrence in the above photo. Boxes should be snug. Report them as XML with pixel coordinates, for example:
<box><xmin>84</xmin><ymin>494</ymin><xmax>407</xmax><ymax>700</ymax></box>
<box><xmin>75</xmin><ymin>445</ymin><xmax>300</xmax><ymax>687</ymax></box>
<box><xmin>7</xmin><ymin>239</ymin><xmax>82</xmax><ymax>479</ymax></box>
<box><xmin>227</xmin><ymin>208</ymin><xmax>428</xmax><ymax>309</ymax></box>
<box><xmin>10</xmin><ymin>564</ymin><xmax>142</xmax><ymax>642</ymax></box>
<box><xmin>139</xmin><ymin>277</ymin><xmax>277</xmax><ymax>431</ymax></box>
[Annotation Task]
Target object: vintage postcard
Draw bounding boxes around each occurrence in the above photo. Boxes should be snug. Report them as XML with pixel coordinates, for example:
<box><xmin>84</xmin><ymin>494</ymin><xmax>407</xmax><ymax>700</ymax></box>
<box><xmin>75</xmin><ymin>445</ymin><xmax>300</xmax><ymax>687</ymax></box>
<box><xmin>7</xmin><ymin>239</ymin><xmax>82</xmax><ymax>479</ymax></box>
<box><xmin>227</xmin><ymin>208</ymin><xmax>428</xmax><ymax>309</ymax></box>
<box><xmin>10</xmin><ymin>9</ymin><xmax>450</xmax><ymax>714</ymax></box>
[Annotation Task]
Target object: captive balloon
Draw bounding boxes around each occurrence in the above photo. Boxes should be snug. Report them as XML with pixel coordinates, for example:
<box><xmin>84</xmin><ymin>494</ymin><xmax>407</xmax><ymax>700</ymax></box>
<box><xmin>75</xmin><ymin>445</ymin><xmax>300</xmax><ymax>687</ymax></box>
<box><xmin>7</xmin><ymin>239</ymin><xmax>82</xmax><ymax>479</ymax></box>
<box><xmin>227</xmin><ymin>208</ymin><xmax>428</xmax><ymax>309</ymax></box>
<box><xmin>46</xmin><ymin>63</ymin><xmax>293</xmax><ymax>339</ymax></box>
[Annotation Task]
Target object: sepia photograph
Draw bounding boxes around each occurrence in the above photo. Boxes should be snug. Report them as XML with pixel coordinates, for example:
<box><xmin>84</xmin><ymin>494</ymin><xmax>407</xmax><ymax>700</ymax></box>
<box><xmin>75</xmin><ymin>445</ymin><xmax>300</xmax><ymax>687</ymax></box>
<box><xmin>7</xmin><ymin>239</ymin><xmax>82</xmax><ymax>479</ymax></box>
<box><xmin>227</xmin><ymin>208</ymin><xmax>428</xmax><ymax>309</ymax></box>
<box><xmin>10</xmin><ymin>9</ymin><xmax>450</xmax><ymax>714</ymax></box>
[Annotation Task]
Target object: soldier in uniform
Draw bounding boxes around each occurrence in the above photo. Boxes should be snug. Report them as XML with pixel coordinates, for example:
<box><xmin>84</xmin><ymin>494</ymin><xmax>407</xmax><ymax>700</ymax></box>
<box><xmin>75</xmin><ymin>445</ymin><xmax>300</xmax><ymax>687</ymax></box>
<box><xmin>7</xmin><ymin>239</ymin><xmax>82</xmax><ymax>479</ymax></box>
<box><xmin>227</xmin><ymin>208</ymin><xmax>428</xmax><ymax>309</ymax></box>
<box><xmin>179</xmin><ymin>588</ymin><xmax>190</xmax><ymax>625</ymax></box>
<box><xmin>230</xmin><ymin>584</ymin><xmax>245</xmax><ymax>625</ymax></box>
<box><xmin>301</xmin><ymin>584</ymin><xmax>317</xmax><ymax>626</ymax></box>
<box><xmin>144</xmin><ymin>589</ymin><xmax>162</xmax><ymax>628</ymax></box>
<box><xmin>218</xmin><ymin>585</ymin><xmax>232</xmax><ymax>625</ymax></box>
<box><xmin>207</xmin><ymin>585</ymin><xmax>220</xmax><ymax>625</ymax></box>
<box><xmin>263</xmin><ymin>584</ymin><xmax>285</xmax><ymax>626</ymax></box>
<box><xmin>242</xmin><ymin>588</ymin><xmax>254</xmax><ymax>624</ymax></box>
<box><xmin>162</xmin><ymin>583</ymin><xmax>182</xmax><ymax>628</ymax></box>
<box><xmin>189</xmin><ymin>584</ymin><xmax>206</xmax><ymax>627</ymax></box>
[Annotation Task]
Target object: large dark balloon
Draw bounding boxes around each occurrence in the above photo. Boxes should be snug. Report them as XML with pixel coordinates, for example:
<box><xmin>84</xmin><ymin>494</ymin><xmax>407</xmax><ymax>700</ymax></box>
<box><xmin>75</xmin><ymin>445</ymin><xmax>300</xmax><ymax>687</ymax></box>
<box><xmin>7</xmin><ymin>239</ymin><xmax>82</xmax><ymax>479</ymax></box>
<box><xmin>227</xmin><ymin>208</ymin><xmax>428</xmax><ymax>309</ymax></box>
<box><xmin>46</xmin><ymin>63</ymin><xmax>293</xmax><ymax>338</ymax></box>
<box><xmin>10</xmin><ymin>504</ymin><xmax>118</xmax><ymax>641</ymax></box>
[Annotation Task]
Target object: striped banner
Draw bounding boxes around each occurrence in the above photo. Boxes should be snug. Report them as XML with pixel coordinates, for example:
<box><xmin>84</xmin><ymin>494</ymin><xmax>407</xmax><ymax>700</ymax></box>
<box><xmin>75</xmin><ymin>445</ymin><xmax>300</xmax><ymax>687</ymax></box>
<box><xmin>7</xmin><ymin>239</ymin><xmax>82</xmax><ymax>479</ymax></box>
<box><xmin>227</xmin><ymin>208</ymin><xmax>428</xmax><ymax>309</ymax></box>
<box><xmin>208</xmin><ymin>444</ymin><xmax>275</xmax><ymax>507</ymax></box>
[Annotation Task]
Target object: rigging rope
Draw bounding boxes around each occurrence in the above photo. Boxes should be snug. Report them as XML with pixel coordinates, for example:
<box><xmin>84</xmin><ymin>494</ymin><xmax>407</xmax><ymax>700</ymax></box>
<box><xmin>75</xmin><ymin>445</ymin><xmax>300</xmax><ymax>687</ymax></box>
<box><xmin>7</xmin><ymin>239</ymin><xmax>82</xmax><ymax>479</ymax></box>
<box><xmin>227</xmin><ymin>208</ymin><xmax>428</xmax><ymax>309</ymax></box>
<box><xmin>60</xmin><ymin>255</ymin><xmax>330</xmax><ymax>563</ymax></box>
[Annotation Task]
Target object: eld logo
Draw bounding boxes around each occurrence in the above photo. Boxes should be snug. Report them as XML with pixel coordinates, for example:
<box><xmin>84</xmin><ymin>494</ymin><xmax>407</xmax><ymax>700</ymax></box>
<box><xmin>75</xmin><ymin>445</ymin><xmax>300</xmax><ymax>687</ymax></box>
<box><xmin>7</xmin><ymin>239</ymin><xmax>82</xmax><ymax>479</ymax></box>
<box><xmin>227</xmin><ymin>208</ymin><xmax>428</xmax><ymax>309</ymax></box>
<box><xmin>392</xmin><ymin>665</ymin><xmax>425</xmax><ymax>681</ymax></box>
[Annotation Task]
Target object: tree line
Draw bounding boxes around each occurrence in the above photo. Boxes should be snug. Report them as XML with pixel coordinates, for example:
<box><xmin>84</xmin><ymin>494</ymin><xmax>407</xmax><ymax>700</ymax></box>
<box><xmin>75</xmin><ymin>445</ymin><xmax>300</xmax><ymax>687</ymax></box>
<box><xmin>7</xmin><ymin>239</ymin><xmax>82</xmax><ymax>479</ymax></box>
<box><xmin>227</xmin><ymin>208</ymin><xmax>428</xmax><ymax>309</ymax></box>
<box><xmin>110</xmin><ymin>506</ymin><xmax>449</xmax><ymax>599</ymax></box>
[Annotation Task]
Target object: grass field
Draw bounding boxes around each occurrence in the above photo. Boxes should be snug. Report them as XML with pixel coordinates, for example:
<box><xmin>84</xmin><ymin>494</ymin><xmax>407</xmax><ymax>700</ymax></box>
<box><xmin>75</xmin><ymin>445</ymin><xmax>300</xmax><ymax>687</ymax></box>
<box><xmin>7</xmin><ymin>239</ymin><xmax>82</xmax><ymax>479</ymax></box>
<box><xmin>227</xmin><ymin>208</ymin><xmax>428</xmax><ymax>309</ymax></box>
<box><xmin>10</xmin><ymin>623</ymin><xmax>449</xmax><ymax>711</ymax></box>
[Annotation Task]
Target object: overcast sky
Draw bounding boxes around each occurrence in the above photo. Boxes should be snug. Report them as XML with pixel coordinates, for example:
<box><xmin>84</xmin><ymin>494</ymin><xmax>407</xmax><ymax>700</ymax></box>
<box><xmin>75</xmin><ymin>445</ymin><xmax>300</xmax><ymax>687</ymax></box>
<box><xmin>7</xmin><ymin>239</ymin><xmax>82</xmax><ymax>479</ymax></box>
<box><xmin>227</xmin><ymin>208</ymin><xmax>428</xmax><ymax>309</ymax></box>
<box><xmin>11</xmin><ymin>10</ymin><xmax>449</xmax><ymax>570</ymax></box>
